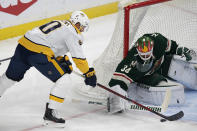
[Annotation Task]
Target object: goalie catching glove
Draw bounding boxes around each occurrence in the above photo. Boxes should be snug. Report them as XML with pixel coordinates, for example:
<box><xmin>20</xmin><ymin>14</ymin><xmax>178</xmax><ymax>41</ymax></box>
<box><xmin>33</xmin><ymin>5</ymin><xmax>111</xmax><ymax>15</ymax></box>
<box><xmin>176</xmin><ymin>46</ymin><xmax>192</xmax><ymax>61</ymax></box>
<box><xmin>83</xmin><ymin>68</ymin><xmax>97</xmax><ymax>87</ymax></box>
<box><xmin>56</xmin><ymin>55</ymin><xmax>73</xmax><ymax>74</ymax></box>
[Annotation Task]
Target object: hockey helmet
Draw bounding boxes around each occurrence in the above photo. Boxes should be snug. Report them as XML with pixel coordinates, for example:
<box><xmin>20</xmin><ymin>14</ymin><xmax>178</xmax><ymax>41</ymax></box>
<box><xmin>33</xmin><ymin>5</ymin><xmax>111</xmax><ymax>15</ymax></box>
<box><xmin>136</xmin><ymin>36</ymin><xmax>154</xmax><ymax>61</ymax></box>
<box><xmin>70</xmin><ymin>11</ymin><xmax>89</xmax><ymax>32</ymax></box>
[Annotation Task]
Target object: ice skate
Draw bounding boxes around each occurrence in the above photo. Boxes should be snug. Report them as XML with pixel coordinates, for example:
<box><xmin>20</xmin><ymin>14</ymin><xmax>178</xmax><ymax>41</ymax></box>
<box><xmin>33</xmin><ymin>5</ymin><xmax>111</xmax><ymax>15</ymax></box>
<box><xmin>43</xmin><ymin>103</ymin><xmax>65</xmax><ymax>127</ymax></box>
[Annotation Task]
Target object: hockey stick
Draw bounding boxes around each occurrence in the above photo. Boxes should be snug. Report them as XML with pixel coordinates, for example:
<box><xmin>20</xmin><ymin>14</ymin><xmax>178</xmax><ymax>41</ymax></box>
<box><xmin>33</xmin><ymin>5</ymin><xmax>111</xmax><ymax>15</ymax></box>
<box><xmin>0</xmin><ymin>57</ymin><xmax>12</xmax><ymax>64</ymax></box>
<box><xmin>68</xmin><ymin>98</ymin><xmax>104</xmax><ymax>106</ymax></box>
<box><xmin>69</xmin><ymin>87</ymin><xmax>171</xmax><ymax>113</ymax></box>
<box><xmin>73</xmin><ymin>71</ymin><xmax>184</xmax><ymax>122</ymax></box>
<box><xmin>68</xmin><ymin>97</ymin><xmax>164</xmax><ymax>113</ymax></box>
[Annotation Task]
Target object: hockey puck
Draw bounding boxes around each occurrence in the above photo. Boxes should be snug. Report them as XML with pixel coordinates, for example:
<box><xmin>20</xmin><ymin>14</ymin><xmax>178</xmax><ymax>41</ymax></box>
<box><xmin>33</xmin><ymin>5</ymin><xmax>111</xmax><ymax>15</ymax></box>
<box><xmin>160</xmin><ymin>119</ymin><xmax>167</xmax><ymax>122</ymax></box>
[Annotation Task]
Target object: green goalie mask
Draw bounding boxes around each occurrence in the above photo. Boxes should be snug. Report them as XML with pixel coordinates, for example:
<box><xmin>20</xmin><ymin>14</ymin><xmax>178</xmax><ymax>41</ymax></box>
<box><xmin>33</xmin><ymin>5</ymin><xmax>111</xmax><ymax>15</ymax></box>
<box><xmin>136</xmin><ymin>36</ymin><xmax>154</xmax><ymax>61</ymax></box>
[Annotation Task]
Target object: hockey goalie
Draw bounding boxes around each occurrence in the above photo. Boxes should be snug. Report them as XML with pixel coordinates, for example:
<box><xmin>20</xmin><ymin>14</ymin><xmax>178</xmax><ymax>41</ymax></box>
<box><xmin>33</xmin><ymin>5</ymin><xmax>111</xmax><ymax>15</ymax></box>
<box><xmin>107</xmin><ymin>33</ymin><xmax>197</xmax><ymax>113</ymax></box>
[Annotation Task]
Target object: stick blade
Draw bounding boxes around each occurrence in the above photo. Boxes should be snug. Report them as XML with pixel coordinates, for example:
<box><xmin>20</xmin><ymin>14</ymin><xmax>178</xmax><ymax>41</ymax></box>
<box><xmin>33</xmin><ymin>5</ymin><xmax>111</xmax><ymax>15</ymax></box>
<box><xmin>165</xmin><ymin>111</ymin><xmax>184</xmax><ymax>121</ymax></box>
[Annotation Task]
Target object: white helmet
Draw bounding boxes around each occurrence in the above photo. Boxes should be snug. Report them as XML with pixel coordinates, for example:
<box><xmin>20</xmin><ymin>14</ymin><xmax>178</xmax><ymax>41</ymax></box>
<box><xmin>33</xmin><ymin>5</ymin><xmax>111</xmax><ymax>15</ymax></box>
<box><xmin>70</xmin><ymin>11</ymin><xmax>89</xmax><ymax>32</ymax></box>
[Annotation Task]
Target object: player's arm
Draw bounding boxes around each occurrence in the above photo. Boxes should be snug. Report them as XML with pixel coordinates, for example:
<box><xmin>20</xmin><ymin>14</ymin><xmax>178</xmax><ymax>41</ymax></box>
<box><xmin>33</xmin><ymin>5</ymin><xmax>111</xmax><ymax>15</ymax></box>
<box><xmin>165</xmin><ymin>37</ymin><xmax>192</xmax><ymax>61</ymax></box>
<box><xmin>108</xmin><ymin>47</ymin><xmax>136</xmax><ymax>91</ymax></box>
<box><xmin>152</xmin><ymin>33</ymin><xmax>192</xmax><ymax>61</ymax></box>
<box><xmin>66</xmin><ymin>35</ymin><xmax>96</xmax><ymax>87</ymax></box>
<box><xmin>72</xmin><ymin>57</ymin><xmax>96</xmax><ymax>87</ymax></box>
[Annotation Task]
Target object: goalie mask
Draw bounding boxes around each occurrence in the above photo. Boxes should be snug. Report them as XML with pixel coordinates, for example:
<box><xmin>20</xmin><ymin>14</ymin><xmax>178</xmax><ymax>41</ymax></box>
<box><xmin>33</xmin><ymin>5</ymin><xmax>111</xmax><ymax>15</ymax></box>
<box><xmin>136</xmin><ymin>36</ymin><xmax>154</xmax><ymax>61</ymax></box>
<box><xmin>135</xmin><ymin>36</ymin><xmax>154</xmax><ymax>72</ymax></box>
<box><xmin>70</xmin><ymin>11</ymin><xmax>89</xmax><ymax>32</ymax></box>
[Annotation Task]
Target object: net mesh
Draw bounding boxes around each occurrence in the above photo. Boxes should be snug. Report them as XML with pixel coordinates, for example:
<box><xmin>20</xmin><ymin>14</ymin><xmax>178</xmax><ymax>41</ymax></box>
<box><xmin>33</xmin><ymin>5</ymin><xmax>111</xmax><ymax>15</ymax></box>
<box><xmin>76</xmin><ymin>0</ymin><xmax>197</xmax><ymax>100</ymax></box>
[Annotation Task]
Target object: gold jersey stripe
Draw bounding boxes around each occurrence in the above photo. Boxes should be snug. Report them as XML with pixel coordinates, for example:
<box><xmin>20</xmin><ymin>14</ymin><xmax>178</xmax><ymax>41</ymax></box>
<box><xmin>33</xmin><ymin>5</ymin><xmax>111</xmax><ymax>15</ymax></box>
<box><xmin>112</xmin><ymin>72</ymin><xmax>133</xmax><ymax>85</ymax></box>
<box><xmin>18</xmin><ymin>36</ymin><xmax>55</xmax><ymax>57</ymax></box>
<box><xmin>47</xmin><ymin>56</ymin><xmax>65</xmax><ymax>76</ymax></box>
<box><xmin>50</xmin><ymin>94</ymin><xmax>64</xmax><ymax>103</ymax></box>
<box><xmin>72</xmin><ymin>57</ymin><xmax>89</xmax><ymax>74</ymax></box>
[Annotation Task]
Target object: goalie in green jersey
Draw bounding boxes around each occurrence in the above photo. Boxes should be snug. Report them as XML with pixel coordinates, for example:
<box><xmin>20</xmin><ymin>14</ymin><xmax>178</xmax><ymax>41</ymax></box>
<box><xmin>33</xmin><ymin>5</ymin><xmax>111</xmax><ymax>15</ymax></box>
<box><xmin>107</xmin><ymin>33</ymin><xmax>195</xmax><ymax>113</ymax></box>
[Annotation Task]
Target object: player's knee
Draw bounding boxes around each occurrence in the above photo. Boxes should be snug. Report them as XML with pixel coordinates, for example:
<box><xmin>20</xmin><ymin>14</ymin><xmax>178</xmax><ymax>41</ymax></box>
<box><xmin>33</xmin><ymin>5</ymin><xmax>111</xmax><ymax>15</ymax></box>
<box><xmin>5</xmin><ymin>71</ymin><xmax>24</xmax><ymax>82</ymax></box>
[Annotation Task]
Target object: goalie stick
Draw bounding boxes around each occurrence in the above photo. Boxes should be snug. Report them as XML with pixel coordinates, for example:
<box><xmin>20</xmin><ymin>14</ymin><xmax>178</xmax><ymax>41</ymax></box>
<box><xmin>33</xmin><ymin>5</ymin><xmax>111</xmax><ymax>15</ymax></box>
<box><xmin>68</xmin><ymin>98</ymin><xmax>164</xmax><ymax>113</ymax></box>
<box><xmin>73</xmin><ymin>71</ymin><xmax>184</xmax><ymax>122</ymax></box>
<box><xmin>69</xmin><ymin>87</ymin><xmax>170</xmax><ymax>113</ymax></box>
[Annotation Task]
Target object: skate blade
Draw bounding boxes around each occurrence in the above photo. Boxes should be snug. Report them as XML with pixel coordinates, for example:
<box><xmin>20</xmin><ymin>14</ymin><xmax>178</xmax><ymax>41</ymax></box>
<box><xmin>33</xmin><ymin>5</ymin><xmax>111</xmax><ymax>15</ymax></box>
<box><xmin>43</xmin><ymin>120</ymin><xmax>65</xmax><ymax>128</ymax></box>
<box><xmin>110</xmin><ymin>109</ymin><xmax>124</xmax><ymax>114</ymax></box>
<box><xmin>107</xmin><ymin>107</ymin><xmax>124</xmax><ymax>114</ymax></box>
<box><xmin>194</xmin><ymin>64</ymin><xmax>197</xmax><ymax>71</ymax></box>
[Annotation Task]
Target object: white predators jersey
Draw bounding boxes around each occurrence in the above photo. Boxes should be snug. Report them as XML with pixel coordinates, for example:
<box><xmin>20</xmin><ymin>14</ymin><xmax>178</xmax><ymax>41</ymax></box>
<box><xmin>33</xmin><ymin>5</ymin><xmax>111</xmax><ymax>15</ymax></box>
<box><xmin>18</xmin><ymin>20</ymin><xmax>90</xmax><ymax>74</ymax></box>
<box><xmin>24</xmin><ymin>20</ymin><xmax>85</xmax><ymax>58</ymax></box>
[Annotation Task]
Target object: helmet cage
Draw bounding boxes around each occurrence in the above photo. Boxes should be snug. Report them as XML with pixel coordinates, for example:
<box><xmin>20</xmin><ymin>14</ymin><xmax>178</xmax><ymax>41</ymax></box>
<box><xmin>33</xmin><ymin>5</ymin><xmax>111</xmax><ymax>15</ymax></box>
<box><xmin>136</xmin><ymin>37</ymin><xmax>154</xmax><ymax>61</ymax></box>
<box><xmin>137</xmin><ymin>49</ymin><xmax>153</xmax><ymax>61</ymax></box>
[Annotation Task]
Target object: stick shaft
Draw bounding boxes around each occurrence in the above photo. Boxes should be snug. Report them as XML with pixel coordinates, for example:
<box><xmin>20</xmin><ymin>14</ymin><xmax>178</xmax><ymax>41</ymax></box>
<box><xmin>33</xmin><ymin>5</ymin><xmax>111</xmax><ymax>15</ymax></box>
<box><xmin>0</xmin><ymin>57</ymin><xmax>12</xmax><ymax>63</ymax></box>
<box><xmin>70</xmin><ymin>97</ymin><xmax>163</xmax><ymax>112</ymax></box>
<box><xmin>73</xmin><ymin>71</ymin><xmax>164</xmax><ymax>115</ymax></box>
<box><xmin>73</xmin><ymin>71</ymin><xmax>183</xmax><ymax>121</ymax></box>
<box><xmin>97</xmin><ymin>83</ymin><xmax>166</xmax><ymax>117</ymax></box>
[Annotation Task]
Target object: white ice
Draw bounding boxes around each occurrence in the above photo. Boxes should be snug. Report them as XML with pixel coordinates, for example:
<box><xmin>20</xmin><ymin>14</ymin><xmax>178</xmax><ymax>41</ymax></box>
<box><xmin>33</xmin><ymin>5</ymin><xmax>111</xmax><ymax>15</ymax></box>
<box><xmin>0</xmin><ymin>13</ymin><xmax>197</xmax><ymax>131</ymax></box>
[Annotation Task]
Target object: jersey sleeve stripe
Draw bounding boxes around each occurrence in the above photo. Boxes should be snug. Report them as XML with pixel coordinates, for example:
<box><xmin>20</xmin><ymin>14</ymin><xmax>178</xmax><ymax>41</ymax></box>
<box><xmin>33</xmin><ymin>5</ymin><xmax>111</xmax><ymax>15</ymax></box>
<box><xmin>72</xmin><ymin>57</ymin><xmax>89</xmax><ymax>74</ymax></box>
<box><xmin>112</xmin><ymin>72</ymin><xmax>133</xmax><ymax>84</ymax></box>
<box><xmin>49</xmin><ymin>94</ymin><xmax>64</xmax><ymax>103</ymax></box>
<box><xmin>165</xmin><ymin>39</ymin><xmax>172</xmax><ymax>52</ymax></box>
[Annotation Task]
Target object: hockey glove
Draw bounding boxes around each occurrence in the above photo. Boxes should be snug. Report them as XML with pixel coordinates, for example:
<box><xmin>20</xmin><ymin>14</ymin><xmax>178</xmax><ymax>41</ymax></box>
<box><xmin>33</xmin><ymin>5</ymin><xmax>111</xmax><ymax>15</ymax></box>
<box><xmin>176</xmin><ymin>46</ymin><xmax>192</xmax><ymax>61</ymax></box>
<box><xmin>83</xmin><ymin>68</ymin><xmax>97</xmax><ymax>87</ymax></box>
<box><xmin>56</xmin><ymin>55</ymin><xmax>73</xmax><ymax>74</ymax></box>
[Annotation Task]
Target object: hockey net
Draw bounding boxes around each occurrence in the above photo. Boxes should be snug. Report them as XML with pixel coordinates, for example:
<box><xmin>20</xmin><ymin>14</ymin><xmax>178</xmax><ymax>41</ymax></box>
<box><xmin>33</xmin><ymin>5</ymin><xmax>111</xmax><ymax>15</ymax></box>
<box><xmin>75</xmin><ymin>0</ymin><xmax>197</xmax><ymax>101</ymax></box>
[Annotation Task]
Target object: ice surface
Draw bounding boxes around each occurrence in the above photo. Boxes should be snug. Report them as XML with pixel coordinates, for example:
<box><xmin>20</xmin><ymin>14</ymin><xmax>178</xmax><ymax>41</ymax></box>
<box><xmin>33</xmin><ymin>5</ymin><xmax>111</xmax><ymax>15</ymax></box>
<box><xmin>0</xmin><ymin>13</ymin><xmax>197</xmax><ymax>131</ymax></box>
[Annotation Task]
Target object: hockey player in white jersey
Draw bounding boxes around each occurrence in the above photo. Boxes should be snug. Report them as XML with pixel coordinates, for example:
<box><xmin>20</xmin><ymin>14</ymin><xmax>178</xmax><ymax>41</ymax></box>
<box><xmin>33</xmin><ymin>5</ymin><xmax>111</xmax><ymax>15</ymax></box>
<box><xmin>0</xmin><ymin>11</ymin><xmax>97</xmax><ymax>125</ymax></box>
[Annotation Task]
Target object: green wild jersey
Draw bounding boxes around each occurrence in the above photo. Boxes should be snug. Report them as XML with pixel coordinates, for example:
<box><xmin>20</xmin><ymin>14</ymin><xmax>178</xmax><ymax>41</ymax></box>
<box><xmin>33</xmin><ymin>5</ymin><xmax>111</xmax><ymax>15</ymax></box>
<box><xmin>109</xmin><ymin>33</ymin><xmax>179</xmax><ymax>91</ymax></box>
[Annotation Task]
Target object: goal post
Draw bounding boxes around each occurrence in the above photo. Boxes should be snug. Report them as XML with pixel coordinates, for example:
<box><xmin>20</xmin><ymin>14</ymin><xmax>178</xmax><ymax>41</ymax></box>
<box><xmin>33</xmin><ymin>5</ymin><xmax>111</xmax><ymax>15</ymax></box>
<box><xmin>75</xmin><ymin>0</ymin><xmax>197</xmax><ymax>101</ymax></box>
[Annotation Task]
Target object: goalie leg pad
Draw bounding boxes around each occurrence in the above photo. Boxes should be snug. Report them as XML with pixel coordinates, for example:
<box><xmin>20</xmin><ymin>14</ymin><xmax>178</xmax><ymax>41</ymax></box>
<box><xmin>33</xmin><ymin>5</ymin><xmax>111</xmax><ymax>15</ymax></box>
<box><xmin>128</xmin><ymin>79</ymin><xmax>185</xmax><ymax>106</ymax></box>
<box><xmin>168</xmin><ymin>55</ymin><xmax>197</xmax><ymax>90</ymax></box>
<box><xmin>107</xmin><ymin>85</ymin><xmax>128</xmax><ymax>114</ymax></box>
